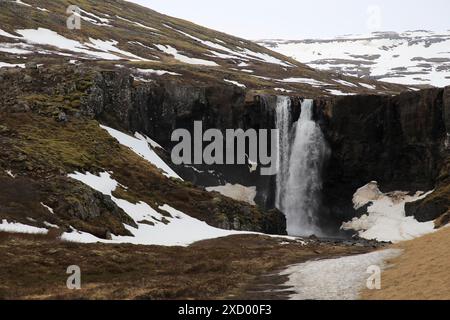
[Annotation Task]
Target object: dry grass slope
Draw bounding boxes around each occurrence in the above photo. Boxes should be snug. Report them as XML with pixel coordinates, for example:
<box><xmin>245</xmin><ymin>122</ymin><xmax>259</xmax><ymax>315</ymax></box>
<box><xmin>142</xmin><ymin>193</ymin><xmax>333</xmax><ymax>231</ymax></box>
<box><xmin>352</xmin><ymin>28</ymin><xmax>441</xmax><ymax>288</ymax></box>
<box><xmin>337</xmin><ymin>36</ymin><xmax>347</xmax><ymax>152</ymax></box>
<box><xmin>362</xmin><ymin>227</ymin><xmax>450</xmax><ymax>300</ymax></box>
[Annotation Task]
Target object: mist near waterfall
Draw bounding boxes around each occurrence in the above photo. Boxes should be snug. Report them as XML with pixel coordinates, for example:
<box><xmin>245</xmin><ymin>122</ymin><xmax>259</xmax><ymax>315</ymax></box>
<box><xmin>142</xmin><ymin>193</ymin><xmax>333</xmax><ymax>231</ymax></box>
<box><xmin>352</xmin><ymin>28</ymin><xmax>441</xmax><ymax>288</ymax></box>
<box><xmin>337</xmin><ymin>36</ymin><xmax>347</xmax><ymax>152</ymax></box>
<box><xmin>276</xmin><ymin>98</ymin><xmax>329</xmax><ymax>237</ymax></box>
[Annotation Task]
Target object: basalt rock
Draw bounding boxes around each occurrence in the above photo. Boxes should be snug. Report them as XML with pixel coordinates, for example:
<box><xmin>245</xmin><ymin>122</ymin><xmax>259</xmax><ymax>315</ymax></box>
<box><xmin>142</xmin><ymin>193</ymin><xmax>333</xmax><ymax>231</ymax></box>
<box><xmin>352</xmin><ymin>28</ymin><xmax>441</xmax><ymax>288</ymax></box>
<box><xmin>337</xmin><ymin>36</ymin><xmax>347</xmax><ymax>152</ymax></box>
<box><xmin>82</xmin><ymin>69</ymin><xmax>450</xmax><ymax>233</ymax></box>
<box><xmin>316</xmin><ymin>87</ymin><xmax>450</xmax><ymax>226</ymax></box>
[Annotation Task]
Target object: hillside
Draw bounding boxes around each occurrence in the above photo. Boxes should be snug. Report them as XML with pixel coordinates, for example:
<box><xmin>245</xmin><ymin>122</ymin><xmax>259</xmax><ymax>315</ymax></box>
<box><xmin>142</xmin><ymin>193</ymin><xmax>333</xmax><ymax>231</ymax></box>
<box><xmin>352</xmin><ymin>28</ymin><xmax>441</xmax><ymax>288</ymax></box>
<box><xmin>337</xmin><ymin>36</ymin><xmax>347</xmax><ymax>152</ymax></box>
<box><xmin>0</xmin><ymin>0</ymin><xmax>409</xmax><ymax>96</ymax></box>
<box><xmin>362</xmin><ymin>226</ymin><xmax>450</xmax><ymax>300</ymax></box>
<box><xmin>258</xmin><ymin>31</ymin><xmax>450</xmax><ymax>88</ymax></box>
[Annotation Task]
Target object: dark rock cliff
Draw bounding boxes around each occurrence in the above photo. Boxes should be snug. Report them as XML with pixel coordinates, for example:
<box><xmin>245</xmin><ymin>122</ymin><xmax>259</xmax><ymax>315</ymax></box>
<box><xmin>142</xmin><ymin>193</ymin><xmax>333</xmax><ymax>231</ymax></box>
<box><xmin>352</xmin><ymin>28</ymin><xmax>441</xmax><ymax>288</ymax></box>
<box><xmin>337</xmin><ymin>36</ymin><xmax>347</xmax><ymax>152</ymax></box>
<box><xmin>82</xmin><ymin>69</ymin><xmax>450</xmax><ymax>234</ymax></box>
<box><xmin>316</xmin><ymin>87</ymin><xmax>450</xmax><ymax>227</ymax></box>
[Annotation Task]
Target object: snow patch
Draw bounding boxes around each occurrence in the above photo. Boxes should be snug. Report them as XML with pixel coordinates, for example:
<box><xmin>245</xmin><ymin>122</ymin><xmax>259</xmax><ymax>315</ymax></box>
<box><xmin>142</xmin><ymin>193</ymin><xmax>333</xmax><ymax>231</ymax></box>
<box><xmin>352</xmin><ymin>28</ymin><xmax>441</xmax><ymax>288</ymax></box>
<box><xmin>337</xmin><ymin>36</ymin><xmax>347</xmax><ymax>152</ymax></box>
<box><xmin>40</xmin><ymin>203</ymin><xmax>54</xmax><ymax>214</ymax></box>
<box><xmin>206</xmin><ymin>184</ymin><xmax>257</xmax><ymax>205</ymax></box>
<box><xmin>0</xmin><ymin>62</ymin><xmax>25</xmax><ymax>68</ymax></box>
<box><xmin>0</xmin><ymin>219</ymin><xmax>48</xmax><ymax>234</ymax></box>
<box><xmin>100</xmin><ymin>125</ymin><xmax>181</xmax><ymax>179</ymax></box>
<box><xmin>66</xmin><ymin>171</ymin><xmax>250</xmax><ymax>246</ymax></box>
<box><xmin>342</xmin><ymin>182</ymin><xmax>436</xmax><ymax>243</ymax></box>
<box><xmin>155</xmin><ymin>44</ymin><xmax>219</xmax><ymax>66</ymax></box>
<box><xmin>327</xmin><ymin>89</ymin><xmax>356</xmax><ymax>96</ymax></box>
<box><xmin>136</xmin><ymin>68</ymin><xmax>181</xmax><ymax>76</ymax></box>
<box><xmin>281</xmin><ymin>249</ymin><xmax>402</xmax><ymax>300</ymax></box>
<box><xmin>280</xmin><ymin>77</ymin><xmax>329</xmax><ymax>86</ymax></box>
<box><xmin>224</xmin><ymin>79</ymin><xmax>246</xmax><ymax>88</ymax></box>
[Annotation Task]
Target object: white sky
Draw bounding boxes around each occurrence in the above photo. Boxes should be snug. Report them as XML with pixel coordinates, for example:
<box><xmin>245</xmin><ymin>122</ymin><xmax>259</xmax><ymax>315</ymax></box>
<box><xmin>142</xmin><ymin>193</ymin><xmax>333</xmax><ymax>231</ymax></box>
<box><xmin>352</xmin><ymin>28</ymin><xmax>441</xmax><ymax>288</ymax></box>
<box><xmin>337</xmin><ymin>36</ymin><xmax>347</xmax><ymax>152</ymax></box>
<box><xmin>126</xmin><ymin>0</ymin><xmax>450</xmax><ymax>40</ymax></box>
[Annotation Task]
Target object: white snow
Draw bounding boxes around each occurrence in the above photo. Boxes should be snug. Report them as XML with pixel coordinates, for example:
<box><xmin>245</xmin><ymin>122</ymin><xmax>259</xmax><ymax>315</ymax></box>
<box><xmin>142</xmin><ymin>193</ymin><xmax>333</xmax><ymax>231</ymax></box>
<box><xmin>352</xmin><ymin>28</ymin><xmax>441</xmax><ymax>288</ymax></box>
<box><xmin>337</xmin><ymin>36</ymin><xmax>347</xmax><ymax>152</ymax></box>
<box><xmin>274</xmin><ymin>88</ymin><xmax>293</xmax><ymax>93</ymax></box>
<box><xmin>359</xmin><ymin>82</ymin><xmax>377</xmax><ymax>90</ymax></box>
<box><xmin>259</xmin><ymin>31</ymin><xmax>450</xmax><ymax>87</ymax></box>
<box><xmin>136</xmin><ymin>68</ymin><xmax>181</xmax><ymax>76</ymax></box>
<box><xmin>40</xmin><ymin>203</ymin><xmax>54</xmax><ymax>214</ymax></box>
<box><xmin>241</xmin><ymin>48</ymin><xmax>294</xmax><ymax>67</ymax></box>
<box><xmin>0</xmin><ymin>43</ymin><xmax>33</xmax><ymax>54</ymax></box>
<box><xmin>206</xmin><ymin>184</ymin><xmax>257</xmax><ymax>205</ymax></box>
<box><xmin>116</xmin><ymin>16</ymin><xmax>159</xmax><ymax>32</ymax></box>
<box><xmin>279</xmin><ymin>77</ymin><xmax>329</xmax><ymax>86</ymax></box>
<box><xmin>5</xmin><ymin>170</ymin><xmax>15</xmax><ymax>178</ymax></box>
<box><xmin>342</xmin><ymin>181</ymin><xmax>436</xmax><ymax>243</ymax></box>
<box><xmin>0</xmin><ymin>219</ymin><xmax>48</xmax><ymax>234</ymax></box>
<box><xmin>14</xmin><ymin>0</ymin><xmax>31</xmax><ymax>7</ymax></box>
<box><xmin>334</xmin><ymin>79</ymin><xmax>357</xmax><ymax>87</ymax></box>
<box><xmin>327</xmin><ymin>89</ymin><xmax>356</xmax><ymax>96</ymax></box>
<box><xmin>66</xmin><ymin>171</ymin><xmax>250</xmax><ymax>246</ymax></box>
<box><xmin>0</xmin><ymin>29</ymin><xmax>19</xmax><ymax>39</ymax></box>
<box><xmin>100</xmin><ymin>125</ymin><xmax>181</xmax><ymax>179</ymax></box>
<box><xmin>280</xmin><ymin>249</ymin><xmax>402</xmax><ymax>300</ymax></box>
<box><xmin>143</xmin><ymin>136</ymin><xmax>163</xmax><ymax>149</ymax></box>
<box><xmin>0</xmin><ymin>62</ymin><xmax>25</xmax><ymax>68</ymax></box>
<box><xmin>155</xmin><ymin>44</ymin><xmax>219</xmax><ymax>66</ymax></box>
<box><xmin>43</xmin><ymin>221</ymin><xmax>59</xmax><ymax>229</ymax></box>
<box><xmin>76</xmin><ymin>9</ymin><xmax>111</xmax><ymax>27</ymax></box>
<box><xmin>15</xmin><ymin>28</ymin><xmax>148</xmax><ymax>61</ymax></box>
<box><xmin>223</xmin><ymin>79</ymin><xmax>246</xmax><ymax>88</ymax></box>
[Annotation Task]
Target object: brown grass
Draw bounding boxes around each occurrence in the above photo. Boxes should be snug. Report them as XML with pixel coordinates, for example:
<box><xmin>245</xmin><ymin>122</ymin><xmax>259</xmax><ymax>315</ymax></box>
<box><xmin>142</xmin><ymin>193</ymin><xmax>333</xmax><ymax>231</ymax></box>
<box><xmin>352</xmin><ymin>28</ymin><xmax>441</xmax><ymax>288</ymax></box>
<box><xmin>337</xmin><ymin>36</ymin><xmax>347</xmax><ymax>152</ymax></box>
<box><xmin>362</xmin><ymin>227</ymin><xmax>450</xmax><ymax>300</ymax></box>
<box><xmin>0</xmin><ymin>232</ymin><xmax>369</xmax><ymax>300</ymax></box>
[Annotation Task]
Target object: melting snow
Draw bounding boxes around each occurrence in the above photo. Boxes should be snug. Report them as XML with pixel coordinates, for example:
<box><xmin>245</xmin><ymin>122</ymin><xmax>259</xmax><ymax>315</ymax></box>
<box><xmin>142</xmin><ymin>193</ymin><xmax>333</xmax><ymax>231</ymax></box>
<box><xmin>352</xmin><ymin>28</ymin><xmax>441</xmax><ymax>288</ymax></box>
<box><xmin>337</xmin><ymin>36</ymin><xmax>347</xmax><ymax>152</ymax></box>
<box><xmin>155</xmin><ymin>44</ymin><xmax>219</xmax><ymax>66</ymax></box>
<box><xmin>206</xmin><ymin>184</ymin><xmax>257</xmax><ymax>205</ymax></box>
<box><xmin>326</xmin><ymin>89</ymin><xmax>356</xmax><ymax>96</ymax></box>
<box><xmin>0</xmin><ymin>43</ymin><xmax>33</xmax><ymax>54</ymax></box>
<box><xmin>0</xmin><ymin>62</ymin><xmax>25</xmax><ymax>68</ymax></box>
<box><xmin>15</xmin><ymin>28</ymin><xmax>148</xmax><ymax>61</ymax></box>
<box><xmin>136</xmin><ymin>68</ymin><xmax>181</xmax><ymax>76</ymax></box>
<box><xmin>0</xmin><ymin>219</ymin><xmax>47</xmax><ymax>234</ymax></box>
<box><xmin>100</xmin><ymin>125</ymin><xmax>181</xmax><ymax>179</ymax></box>
<box><xmin>281</xmin><ymin>249</ymin><xmax>402</xmax><ymax>300</ymax></box>
<box><xmin>0</xmin><ymin>29</ymin><xmax>19</xmax><ymax>39</ymax></box>
<box><xmin>279</xmin><ymin>77</ymin><xmax>329</xmax><ymax>86</ymax></box>
<box><xmin>5</xmin><ymin>170</ymin><xmax>16</xmax><ymax>178</ymax></box>
<box><xmin>76</xmin><ymin>9</ymin><xmax>111</xmax><ymax>27</ymax></box>
<box><xmin>223</xmin><ymin>79</ymin><xmax>246</xmax><ymax>88</ymax></box>
<box><xmin>66</xmin><ymin>171</ymin><xmax>249</xmax><ymax>246</ymax></box>
<box><xmin>341</xmin><ymin>181</ymin><xmax>436</xmax><ymax>243</ymax></box>
<box><xmin>14</xmin><ymin>0</ymin><xmax>31</xmax><ymax>7</ymax></box>
<box><xmin>334</xmin><ymin>79</ymin><xmax>357</xmax><ymax>87</ymax></box>
<box><xmin>40</xmin><ymin>202</ymin><xmax>54</xmax><ymax>214</ymax></box>
<box><xmin>116</xmin><ymin>16</ymin><xmax>159</xmax><ymax>32</ymax></box>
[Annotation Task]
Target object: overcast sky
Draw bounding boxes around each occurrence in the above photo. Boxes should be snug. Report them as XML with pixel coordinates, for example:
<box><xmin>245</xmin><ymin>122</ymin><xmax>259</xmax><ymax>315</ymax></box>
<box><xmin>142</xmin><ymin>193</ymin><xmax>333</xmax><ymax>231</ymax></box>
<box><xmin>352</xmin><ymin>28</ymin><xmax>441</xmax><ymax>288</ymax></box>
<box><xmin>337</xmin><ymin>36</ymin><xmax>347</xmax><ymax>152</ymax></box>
<box><xmin>126</xmin><ymin>0</ymin><xmax>450</xmax><ymax>40</ymax></box>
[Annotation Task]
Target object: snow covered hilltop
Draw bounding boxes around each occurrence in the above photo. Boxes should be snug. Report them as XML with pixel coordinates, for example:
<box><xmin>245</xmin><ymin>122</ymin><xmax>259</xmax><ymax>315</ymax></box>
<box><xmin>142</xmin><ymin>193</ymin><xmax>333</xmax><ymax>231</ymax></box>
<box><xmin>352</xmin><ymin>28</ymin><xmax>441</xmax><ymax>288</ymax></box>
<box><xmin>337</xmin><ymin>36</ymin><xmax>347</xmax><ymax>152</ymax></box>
<box><xmin>258</xmin><ymin>30</ymin><xmax>450</xmax><ymax>88</ymax></box>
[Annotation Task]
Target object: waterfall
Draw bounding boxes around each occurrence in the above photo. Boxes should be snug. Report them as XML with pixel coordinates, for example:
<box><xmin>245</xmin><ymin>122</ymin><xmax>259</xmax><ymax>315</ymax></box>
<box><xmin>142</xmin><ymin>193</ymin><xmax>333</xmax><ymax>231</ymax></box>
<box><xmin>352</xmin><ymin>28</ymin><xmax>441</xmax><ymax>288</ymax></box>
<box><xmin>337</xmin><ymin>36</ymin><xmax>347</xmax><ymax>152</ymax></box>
<box><xmin>275</xmin><ymin>96</ymin><xmax>292</xmax><ymax>209</ymax></box>
<box><xmin>276</xmin><ymin>98</ymin><xmax>328</xmax><ymax>237</ymax></box>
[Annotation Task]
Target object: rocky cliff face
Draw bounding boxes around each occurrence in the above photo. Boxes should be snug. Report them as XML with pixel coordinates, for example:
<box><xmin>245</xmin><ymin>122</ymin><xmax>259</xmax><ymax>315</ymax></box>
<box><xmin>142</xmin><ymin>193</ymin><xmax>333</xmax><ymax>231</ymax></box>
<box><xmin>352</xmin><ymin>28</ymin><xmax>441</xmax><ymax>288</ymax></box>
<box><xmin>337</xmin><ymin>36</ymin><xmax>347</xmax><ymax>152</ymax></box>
<box><xmin>80</xmin><ymin>68</ymin><xmax>450</xmax><ymax>235</ymax></box>
<box><xmin>316</xmin><ymin>87</ymin><xmax>450</xmax><ymax>228</ymax></box>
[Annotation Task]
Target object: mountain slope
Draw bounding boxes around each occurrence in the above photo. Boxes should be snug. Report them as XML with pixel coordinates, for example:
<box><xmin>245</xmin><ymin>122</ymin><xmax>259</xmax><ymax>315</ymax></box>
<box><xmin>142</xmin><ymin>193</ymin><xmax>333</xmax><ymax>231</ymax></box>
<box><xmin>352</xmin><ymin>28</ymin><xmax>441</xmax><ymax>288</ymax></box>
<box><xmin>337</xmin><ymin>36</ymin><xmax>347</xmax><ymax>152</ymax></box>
<box><xmin>0</xmin><ymin>0</ymin><xmax>408</xmax><ymax>96</ymax></box>
<box><xmin>258</xmin><ymin>31</ymin><xmax>450</xmax><ymax>88</ymax></box>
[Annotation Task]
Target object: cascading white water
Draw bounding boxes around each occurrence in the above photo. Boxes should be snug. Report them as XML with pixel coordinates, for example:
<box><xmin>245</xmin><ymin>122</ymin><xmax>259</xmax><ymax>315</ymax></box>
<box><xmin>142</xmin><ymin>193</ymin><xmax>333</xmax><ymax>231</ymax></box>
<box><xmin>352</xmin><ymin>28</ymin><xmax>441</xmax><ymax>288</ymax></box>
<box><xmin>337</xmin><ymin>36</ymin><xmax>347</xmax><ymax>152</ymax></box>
<box><xmin>275</xmin><ymin>96</ymin><xmax>292</xmax><ymax>209</ymax></box>
<box><xmin>276</xmin><ymin>98</ymin><xmax>328</xmax><ymax>236</ymax></box>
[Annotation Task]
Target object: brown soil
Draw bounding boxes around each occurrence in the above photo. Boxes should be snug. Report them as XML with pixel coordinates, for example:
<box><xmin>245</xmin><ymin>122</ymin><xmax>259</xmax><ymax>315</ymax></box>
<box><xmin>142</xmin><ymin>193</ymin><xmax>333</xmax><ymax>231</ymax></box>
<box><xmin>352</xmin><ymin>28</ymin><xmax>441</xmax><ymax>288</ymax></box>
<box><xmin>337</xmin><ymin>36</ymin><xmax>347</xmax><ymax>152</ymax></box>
<box><xmin>362</xmin><ymin>227</ymin><xmax>450</xmax><ymax>300</ymax></box>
